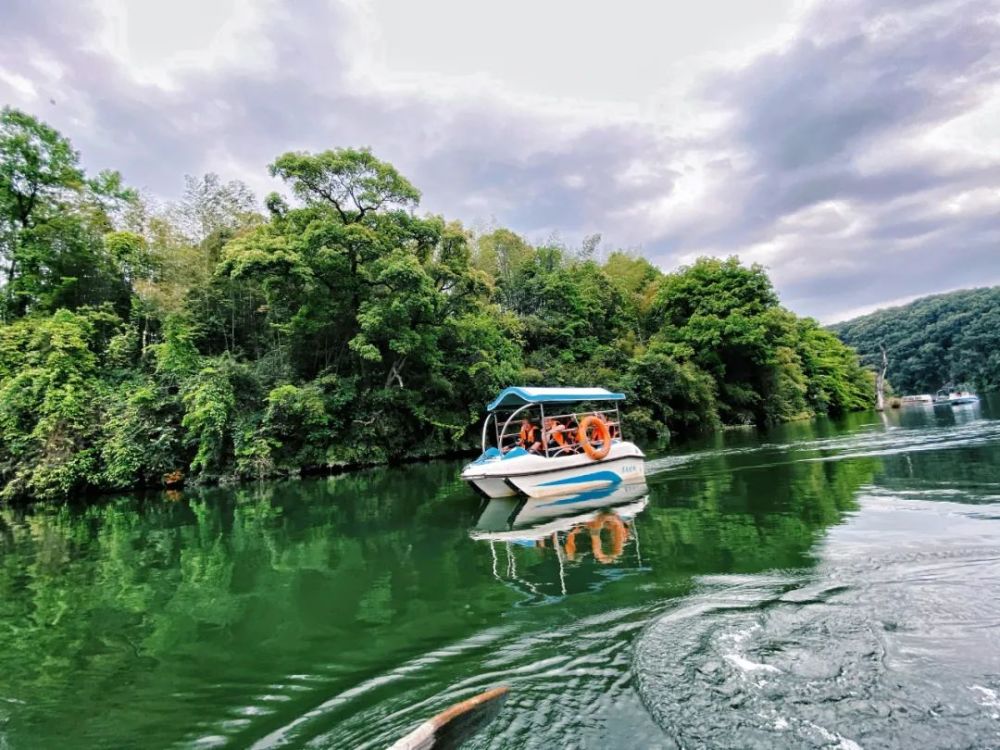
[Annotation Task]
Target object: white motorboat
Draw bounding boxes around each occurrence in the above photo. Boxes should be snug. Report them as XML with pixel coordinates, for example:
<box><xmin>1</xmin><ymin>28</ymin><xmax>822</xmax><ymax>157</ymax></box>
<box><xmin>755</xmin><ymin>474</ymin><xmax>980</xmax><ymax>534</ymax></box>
<box><xmin>933</xmin><ymin>388</ymin><xmax>980</xmax><ymax>406</ymax></box>
<box><xmin>460</xmin><ymin>387</ymin><xmax>646</xmax><ymax>499</ymax></box>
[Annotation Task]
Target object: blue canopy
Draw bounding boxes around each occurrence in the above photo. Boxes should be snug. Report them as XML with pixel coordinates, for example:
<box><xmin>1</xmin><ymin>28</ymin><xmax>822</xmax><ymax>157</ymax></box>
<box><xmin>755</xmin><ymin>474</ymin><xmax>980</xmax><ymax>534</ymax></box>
<box><xmin>487</xmin><ymin>386</ymin><xmax>625</xmax><ymax>411</ymax></box>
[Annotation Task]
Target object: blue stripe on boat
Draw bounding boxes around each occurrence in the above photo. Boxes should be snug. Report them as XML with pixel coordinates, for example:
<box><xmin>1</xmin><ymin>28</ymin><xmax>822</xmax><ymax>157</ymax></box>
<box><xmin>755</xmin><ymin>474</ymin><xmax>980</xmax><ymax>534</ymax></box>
<box><xmin>539</xmin><ymin>484</ymin><xmax>624</xmax><ymax>506</ymax></box>
<box><xmin>472</xmin><ymin>447</ymin><xmax>502</xmax><ymax>464</ymax></box>
<box><xmin>501</xmin><ymin>447</ymin><xmax>529</xmax><ymax>460</ymax></box>
<box><xmin>536</xmin><ymin>470</ymin><xmax>622</xmax><ymax>489</ymax></box>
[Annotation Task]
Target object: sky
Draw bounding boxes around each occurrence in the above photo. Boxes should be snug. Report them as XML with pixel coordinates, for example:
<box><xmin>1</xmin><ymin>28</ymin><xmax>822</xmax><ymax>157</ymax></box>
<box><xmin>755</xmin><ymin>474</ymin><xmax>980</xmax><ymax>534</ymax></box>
<box><xmin>2</xmin><ymin>0</ymin><xmax>999</xmax><ymax>322</ymax></box>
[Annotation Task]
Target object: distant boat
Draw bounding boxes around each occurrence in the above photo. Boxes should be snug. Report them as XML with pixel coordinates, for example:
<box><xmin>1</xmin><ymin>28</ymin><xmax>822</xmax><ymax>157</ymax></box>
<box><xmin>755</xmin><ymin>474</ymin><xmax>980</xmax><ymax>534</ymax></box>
<box><xmin>901</xmin><ymin>394</ymin><xmax>934</xmax><ymax>404</ymax></box>
<box><xmin>933</xmin><ymin>388</ymin><xmax>980</xmax><ymax>406</ymax></box>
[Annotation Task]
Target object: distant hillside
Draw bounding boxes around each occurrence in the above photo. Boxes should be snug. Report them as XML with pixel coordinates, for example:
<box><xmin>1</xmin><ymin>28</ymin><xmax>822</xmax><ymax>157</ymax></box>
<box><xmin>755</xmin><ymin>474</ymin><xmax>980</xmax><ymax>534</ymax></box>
<box><xmin>830</xmin><ymin>287</ymin><xmax>1000</xmax><ymax>395</ymax></box>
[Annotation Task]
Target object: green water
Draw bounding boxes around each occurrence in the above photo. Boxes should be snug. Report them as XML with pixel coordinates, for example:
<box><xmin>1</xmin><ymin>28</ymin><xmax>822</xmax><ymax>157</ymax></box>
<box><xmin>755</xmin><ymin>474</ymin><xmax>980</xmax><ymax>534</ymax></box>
<box><xmin>3</xmin><ymin>399</ymin><xmax>1000</xmax><ymax>749</ymax></box>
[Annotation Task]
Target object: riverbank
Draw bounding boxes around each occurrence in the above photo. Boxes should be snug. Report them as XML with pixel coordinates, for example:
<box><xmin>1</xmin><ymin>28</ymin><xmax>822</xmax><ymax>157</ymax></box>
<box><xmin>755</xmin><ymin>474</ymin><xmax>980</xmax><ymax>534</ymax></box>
<box><xmin>0</xmin><ymin>402</ymin><xmax>872</xmax><ymax>505</ymax></box>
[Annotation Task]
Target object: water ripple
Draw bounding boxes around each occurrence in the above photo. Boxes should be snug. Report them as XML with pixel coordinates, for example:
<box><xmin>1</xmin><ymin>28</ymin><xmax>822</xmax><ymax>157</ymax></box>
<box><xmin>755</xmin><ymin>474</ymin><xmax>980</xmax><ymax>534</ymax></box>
<box><xmin>635</xmin><ymin>497</ymin><xmax>1000</xmax><ymax>749</ymax></box>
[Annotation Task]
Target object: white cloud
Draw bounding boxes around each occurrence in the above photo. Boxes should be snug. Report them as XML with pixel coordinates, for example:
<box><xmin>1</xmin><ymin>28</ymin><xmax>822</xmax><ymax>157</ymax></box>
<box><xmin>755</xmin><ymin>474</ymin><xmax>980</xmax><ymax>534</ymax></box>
<box><xmin>0</xmin><ymin>69</ymin><xmax>37</xmax><ymax>99</ymax></box>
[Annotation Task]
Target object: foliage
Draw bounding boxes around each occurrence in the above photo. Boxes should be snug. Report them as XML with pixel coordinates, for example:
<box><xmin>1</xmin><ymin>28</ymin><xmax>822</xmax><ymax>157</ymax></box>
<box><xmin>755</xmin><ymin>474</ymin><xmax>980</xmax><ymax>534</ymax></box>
<box><xmin>0</xmin><ymin>108</ymin><xmax>135</xmax><ymax>322</ymax></box>
<box><xmin>645</xmin><ymin>258</ymin><xmax>870</xmax><ymax>425</ymax></box>
<box><xmin>0</xmin><ymin>310</ymin><xmax>105</xmax><ymax>500</ymax></box>
<box><xmin>0</xmin><ymin>108</ymin><xmax>875</xmax><ymax>501</ymax></box>
<box><xmin>830</xmin><ymin>287</ymin><xmax>1000</xmax><ymax>394</ymax></box>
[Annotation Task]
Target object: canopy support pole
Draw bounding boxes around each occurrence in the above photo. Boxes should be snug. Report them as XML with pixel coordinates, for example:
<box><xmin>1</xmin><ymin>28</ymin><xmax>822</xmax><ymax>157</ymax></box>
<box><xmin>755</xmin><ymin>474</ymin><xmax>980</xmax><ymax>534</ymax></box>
<box><xmin>481</xmin><ymin>412</ymin><xmax>493</xmax><ymax>454</ymax></box>
<box><xmin>498</xmin><ymin>402</ymin><xmax>535</xmax><ymax>452</ymax></box>
<box><xmin>540</xmin><ymin>403</ymin><xmax>548</xmax><ymax>458</ymax></box>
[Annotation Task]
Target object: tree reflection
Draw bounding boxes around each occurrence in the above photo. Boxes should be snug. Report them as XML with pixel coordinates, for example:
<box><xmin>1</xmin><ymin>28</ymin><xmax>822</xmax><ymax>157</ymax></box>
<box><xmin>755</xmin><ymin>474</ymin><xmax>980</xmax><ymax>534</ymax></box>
<box><xmin>0</xmin><ymin>449</ymin><xmax>879</xmax><ymax>748</ymax></box>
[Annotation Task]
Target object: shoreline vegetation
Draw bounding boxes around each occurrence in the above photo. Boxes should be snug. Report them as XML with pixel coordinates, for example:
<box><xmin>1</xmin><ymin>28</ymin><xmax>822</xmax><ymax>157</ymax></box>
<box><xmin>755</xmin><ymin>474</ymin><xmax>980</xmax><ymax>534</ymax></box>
<box><xmin>830</xmin><ymin>286</ymin><xmax>1000</xmax><ymax>396</ymax></box>
<box><xmin>0</xmin><ymin>107</ymin><xmax>874</xmax><ymax>503</ymax></box>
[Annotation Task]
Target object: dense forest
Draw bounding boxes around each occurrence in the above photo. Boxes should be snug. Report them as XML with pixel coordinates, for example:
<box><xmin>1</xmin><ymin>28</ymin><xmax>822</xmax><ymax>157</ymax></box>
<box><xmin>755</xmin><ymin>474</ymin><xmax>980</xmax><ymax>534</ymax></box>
<box><xmin>0</xmin><ymin>107</ymin><xmax>873</xmax><ymax>501</ymax></box>
<box><xmin>831</xmin><ymin>287</ymin><xmax>1000</xmax><ymax>395</ymax></box>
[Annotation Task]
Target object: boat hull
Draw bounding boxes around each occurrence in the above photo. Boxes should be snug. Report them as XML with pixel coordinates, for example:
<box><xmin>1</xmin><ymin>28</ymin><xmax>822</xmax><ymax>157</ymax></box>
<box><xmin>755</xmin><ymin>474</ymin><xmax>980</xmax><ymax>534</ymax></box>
<box><xmin>506</xmin><ymin>455</ymin><xmax>645</xmax><ymax>498</ymax></box>
<box><xmin>461</xmin><ymin>442</ymin><xmax>645</xmax><ymax>499</ymax></box>
<box><xmin>934</xmin><ymin>396</ymin><xmax>981</xmax><ymax>406</ymax></box>
<box><xmin>469</xmin><ymin>476</ymin><xmax>518</xmax><ymax>498</ymax></box>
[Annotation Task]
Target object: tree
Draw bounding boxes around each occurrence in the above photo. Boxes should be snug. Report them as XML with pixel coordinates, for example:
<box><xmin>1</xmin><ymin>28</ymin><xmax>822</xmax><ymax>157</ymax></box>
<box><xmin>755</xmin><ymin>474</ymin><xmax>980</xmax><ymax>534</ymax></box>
<box><xmin>649</xmin><ymin>257</ymin><xmax>781</xmax><ymax>423</ymax></box>
<box><xmin>831</xmin><ymin>286</ymin><xmax>1000</xmax><ymax>394</ymax></box>
<box><xmin>647</xmin><ymin>257</ymin><xmax>871</xmax><ymax>425</ymax></box>
<box><xmin>875</xmin><ymin>343</ymin><xmax>888</xmax><ymax>411</ymax></box>
<box><xmin>172</xmin><ymin>173</ymin><xmax>259</xmax><ymax>243</ymax></box>
<box><xmin>471</xmin><ymin>228</ymin><xmax>534</xmax><ymax>310</ymax></box>
<box><xmin>269</xmin><ymin>148</ymin><xmax>420</xmax><ymax>224</ymax></box>
<box><xmin>0</xmin><ymin>107</ymin><xmax>135</xmax><ymax>320</ymax></box>
<box><xmin>0</xmin><ymin>309</ymin><xmax>110</xmax><ymax>500</ymax></box>
<box><xmin>0</xmin><ymin>107</ymin><xmax>83</xmax><ymax>232</ymax></box>
<box><xmin>621</xmin><ymin>344</ymin><xmax>719</xmax><ymax>439</ymax></box>
<box><xmin>1</xmin><ymin>108</ymin><xmax>84</xmax><ymax>318</ymax></box>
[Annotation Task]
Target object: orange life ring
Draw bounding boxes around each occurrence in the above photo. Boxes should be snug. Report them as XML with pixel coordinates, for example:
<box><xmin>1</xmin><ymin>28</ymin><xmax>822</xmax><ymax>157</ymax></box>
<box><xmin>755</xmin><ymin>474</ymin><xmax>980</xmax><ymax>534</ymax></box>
<box><xmin>562</xmin><ymin>514</ymin><xmax>628</xmax><ymax>563</ymax></box>
<box><xmin>587</xmin><ymin>514</ymin><xmax>628</xmax><ymax>564</ymax></box>
<box><xmin>577</xmin><ymin>415</ymin><xmax>612</xmax><ymax>460</ymax></box>
<box><xmin>564</xmin><ymin>527</ymin><xmax>582</xmax><ymax>559</ymax></box>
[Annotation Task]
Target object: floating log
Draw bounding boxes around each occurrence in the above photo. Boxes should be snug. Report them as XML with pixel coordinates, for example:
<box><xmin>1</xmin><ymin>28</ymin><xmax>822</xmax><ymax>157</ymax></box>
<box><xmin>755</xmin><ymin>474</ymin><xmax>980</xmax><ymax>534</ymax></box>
<box><xmin>387</xmin><ymin>686</ymin><xmax>509</xmax><ymax>750</ymax></box>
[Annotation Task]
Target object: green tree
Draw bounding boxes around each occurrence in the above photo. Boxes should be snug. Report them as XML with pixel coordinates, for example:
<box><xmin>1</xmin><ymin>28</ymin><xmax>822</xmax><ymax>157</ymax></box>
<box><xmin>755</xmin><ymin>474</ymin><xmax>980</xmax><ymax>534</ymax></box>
<box><xmin>0</xmin><ymin>107</ymin><xmax>135</xmax><ymax>320</ymax></box>
<box><xmin>649</xmin><ymin>257</ymin><xmax>782</xmax><ymax>423</ymax></box>
<box><xmin>648</xmin><ymin>257</ymin><xmax>871</xmax><ymax>425</ymax></box>
<box><xmin>269</xmin><ymin>147</ymin><xmax>420</xmax><ymax>224</ymax></box>
<box><xmin>831</xmin><ymin>286</ymin><xmax>1000</xmax><ymax>393</ymax></box>
<box><xmin>0</xmin><ymin>309</ymin><xmax>110</xmax><ymax>500</ymax></box>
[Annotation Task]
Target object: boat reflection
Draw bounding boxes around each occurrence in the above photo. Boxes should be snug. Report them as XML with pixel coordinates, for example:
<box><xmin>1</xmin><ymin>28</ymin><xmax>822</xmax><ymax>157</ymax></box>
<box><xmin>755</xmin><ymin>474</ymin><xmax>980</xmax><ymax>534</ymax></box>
<box><xmin>469</xmin><ymin>482</ymin><xmax>649</xmax><ymax>599</ymax></box>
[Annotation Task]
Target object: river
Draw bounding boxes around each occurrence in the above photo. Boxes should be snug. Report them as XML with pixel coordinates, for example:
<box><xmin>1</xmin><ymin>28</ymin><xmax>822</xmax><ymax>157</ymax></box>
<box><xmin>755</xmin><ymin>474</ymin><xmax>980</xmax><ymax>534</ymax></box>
<box><xmin>2</xmin><ymin>398</ymin><xmax>1000</xmax><ymax>749</ymax></box>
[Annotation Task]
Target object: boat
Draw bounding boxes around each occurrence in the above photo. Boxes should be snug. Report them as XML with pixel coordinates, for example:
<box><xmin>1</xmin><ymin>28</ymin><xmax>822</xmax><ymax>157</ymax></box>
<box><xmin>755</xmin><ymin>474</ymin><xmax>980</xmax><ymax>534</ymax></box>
<box><xmin>949</xmin><ymin>392</ymin><xmax>980</xmax><ymax>405</ymax></box>
<box><xmin>459</xmin><ymin>386</ymin><xmax>646</xmax><ymax>499</ymax></box>
<box><xmin>933</xmin><ymin>388</ymin><xmax>980</xmax><ymax>406</ymax></box>
<box><xmin>900</xmin><ymin>394</ymin><xmax>934</xmax><ymax>405</ymax></box>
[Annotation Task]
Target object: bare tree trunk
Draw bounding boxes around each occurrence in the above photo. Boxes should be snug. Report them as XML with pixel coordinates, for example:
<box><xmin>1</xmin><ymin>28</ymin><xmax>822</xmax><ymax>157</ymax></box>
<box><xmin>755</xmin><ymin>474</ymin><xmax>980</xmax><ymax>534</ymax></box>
<box><xmin>385</xmin><ymin>356</ymin><xmax>406</xmax><ymax>389</ymax></box>
<box><xmin>875</xmin><ymin>343</ymin><xmax>888</xmax><ymax>411</ymax></box>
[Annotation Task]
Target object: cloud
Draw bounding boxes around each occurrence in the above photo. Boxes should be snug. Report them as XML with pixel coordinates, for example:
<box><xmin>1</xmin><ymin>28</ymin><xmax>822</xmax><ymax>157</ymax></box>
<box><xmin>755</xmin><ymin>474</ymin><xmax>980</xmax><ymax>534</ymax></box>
<box><xmin>1</xmin><ymin>0</ymin><xmax>999</xmax><ymax>321</ymax></box>
<box><xmin>645</xmin><ymin>0</ymin><xmax>1000</xmax><ymax>319</ymax></box>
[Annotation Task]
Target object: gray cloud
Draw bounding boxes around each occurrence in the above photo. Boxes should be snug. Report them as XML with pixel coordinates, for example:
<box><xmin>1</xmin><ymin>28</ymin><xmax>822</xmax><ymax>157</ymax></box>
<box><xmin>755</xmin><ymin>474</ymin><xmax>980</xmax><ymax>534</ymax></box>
<box><xmin>1</xmin><ymin>0</ymin><xmax>999</xmax><ymax>321</ymax></box>
<box><xmin>645</xmin><ymin>0</ymin><xmax>1000</xmax><ymax>318</ymax></box>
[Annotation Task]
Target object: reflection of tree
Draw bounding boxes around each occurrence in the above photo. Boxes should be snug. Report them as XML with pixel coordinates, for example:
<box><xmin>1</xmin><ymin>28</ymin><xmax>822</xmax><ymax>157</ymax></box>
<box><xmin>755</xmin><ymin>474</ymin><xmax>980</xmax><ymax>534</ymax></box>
<box><xmin>485</xmin><ymin>454</ymin><xmax>876</xmax><ymax>603</ymax></box>
<box><xmin>641</xmin><ymin>454</ymin><xmax>877</xmax><ymax>574</ymax></box>
<box><xmin>0</xmin><ymin>453</ymin><xmax>877</xmax><ymax>747</ymax></box>
<box><xmin>875</xmin><ymin>443</ymin><xmax>1000</xmax><ymax>498</ymax></box>
<box><xmin>0</xmin><ymin>461</ymin><xmax>518</xmax><ymax>747</ymax></box>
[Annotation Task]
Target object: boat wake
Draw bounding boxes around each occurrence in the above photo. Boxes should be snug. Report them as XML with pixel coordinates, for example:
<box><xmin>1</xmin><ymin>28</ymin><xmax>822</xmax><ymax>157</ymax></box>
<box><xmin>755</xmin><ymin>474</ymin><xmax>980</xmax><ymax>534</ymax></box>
<box><xmin>223</xmin><ymin>604</ymin><xmax>664</xmax><ymax>749</ymax></box>
<box><xmin>633</xmin><ymin>496</ymin><xmax>1000</xmax><ymax>749</ymax></box>
<box><xmin>644</xmin><ymin>416</ymin><xmax>1000</xmax><ymax>481</ymax></box>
